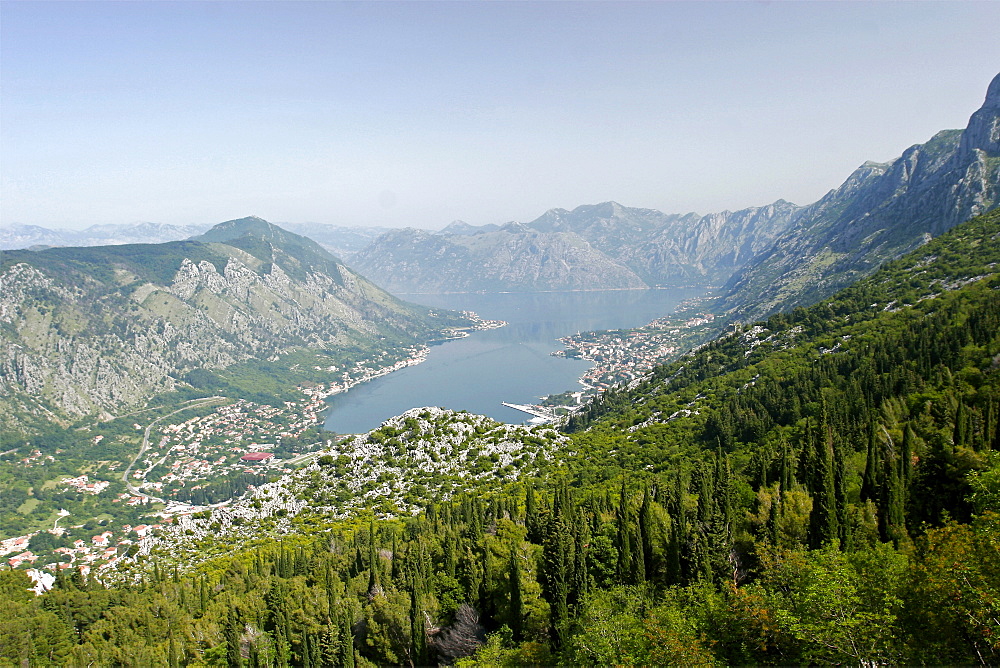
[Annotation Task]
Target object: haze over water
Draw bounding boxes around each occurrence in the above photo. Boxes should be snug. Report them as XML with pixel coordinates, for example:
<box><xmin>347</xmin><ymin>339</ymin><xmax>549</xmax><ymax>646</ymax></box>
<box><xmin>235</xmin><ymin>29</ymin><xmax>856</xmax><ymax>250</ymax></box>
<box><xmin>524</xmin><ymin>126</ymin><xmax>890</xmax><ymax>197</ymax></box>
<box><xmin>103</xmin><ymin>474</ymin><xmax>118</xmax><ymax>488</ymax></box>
<box><xmin>323</xmin><ymin>288</ymin><xmax>706</xmax><ymax>434</ymax></box>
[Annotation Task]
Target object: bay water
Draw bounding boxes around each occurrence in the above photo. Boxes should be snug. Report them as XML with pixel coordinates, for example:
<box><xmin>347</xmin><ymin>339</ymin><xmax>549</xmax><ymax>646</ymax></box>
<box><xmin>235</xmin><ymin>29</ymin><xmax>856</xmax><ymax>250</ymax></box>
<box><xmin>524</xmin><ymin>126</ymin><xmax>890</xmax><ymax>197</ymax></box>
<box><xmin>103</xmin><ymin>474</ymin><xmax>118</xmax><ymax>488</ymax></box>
<box><xmin>323</xmin><ymin>288</ymin><xmax>706</xmax><ymax>434</ymax></box>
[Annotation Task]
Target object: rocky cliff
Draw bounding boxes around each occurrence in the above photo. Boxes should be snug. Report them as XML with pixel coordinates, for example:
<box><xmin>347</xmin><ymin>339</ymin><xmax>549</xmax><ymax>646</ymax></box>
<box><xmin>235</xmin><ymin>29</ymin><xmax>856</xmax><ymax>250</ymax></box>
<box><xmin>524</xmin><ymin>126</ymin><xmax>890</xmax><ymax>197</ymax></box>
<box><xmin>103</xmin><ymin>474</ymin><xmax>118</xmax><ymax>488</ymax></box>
<box><xmin>0</xmin><ymin>217</ymin><xmax>463</xmax><ymax>434</ymax></box>
<box><xmin>721</xmin><ymin>73</ymin><xmax>1000</xmax><ymax>320</ymax></box>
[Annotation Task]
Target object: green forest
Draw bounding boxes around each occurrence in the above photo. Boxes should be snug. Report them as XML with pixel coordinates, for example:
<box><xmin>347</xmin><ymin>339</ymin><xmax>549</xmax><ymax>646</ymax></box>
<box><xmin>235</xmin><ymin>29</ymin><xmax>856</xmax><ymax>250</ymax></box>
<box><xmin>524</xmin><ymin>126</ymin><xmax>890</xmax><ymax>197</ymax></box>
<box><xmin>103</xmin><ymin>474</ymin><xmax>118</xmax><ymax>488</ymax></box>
<box><xmin>2</xmin><ymin>209</ymin><xmax>999</xmax><ymax>666</ymax></box>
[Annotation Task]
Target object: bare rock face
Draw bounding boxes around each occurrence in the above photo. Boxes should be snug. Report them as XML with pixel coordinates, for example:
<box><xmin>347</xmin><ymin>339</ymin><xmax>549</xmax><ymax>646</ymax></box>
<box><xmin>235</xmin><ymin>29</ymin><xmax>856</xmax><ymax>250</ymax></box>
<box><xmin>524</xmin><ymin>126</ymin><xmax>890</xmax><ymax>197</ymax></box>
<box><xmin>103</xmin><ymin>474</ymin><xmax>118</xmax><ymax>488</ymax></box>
<box><xmin>722</xmin><ymin>74</ymin><xmax>1000</xmax><ymax>322</ymax></box>
<box><xmin>0</xmin><ymin>219</ymin><xmax>453</xmax><ymax>432</ymax></box>
<box><xmin>959</xmin><ymin>72</ymin><xmax>1000</xmax><ymax>159</ymax></box>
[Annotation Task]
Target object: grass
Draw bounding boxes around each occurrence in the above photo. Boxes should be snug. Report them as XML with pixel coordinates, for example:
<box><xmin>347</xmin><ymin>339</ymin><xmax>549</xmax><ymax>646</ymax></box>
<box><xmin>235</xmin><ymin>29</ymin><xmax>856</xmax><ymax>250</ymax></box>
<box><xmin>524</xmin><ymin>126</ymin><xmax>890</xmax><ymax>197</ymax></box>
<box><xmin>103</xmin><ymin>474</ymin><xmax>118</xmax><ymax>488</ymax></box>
<box><xmin>17</xmin><ymin>497</ymin><xmax>40</xmax><ymax>514</ymax></box>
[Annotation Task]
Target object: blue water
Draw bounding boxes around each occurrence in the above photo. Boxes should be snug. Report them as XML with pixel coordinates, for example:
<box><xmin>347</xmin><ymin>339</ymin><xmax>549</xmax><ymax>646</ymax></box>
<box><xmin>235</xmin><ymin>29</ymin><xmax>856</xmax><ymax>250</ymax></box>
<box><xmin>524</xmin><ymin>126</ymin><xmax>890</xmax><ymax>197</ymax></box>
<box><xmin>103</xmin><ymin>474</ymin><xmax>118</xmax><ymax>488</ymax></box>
<box><xmin>323</xmin><ymin>288</ymin><xmax>706</xmax><ymax>434</ymax></box>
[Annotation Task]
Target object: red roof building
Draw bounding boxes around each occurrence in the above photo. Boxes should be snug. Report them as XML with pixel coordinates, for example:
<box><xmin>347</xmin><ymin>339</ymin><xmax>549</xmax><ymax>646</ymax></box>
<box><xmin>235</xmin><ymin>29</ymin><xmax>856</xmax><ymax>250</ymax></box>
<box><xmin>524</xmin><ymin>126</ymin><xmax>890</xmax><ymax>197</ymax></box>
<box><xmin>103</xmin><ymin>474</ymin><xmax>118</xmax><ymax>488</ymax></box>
<box><xmin>240</xmin><ymin>452</ymin><xmax>274</xmax><ymax>462</ymax></box>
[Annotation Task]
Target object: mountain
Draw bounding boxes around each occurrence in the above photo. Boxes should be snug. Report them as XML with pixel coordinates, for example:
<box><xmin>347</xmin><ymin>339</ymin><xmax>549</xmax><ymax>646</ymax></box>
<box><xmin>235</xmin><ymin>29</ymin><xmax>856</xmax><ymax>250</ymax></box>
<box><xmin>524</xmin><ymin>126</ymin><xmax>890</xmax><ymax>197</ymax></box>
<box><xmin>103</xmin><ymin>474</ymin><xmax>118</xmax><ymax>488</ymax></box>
<box><xmin>352</xmin><ymin>223</ymin><xmax>647</xmax><ymax>293</ymax></box>
<box><xmin>352</xmin><ymin>75</ymin><xmax>999</xmax><ymax>299</ymax></box>
<box><xmin>278</xmin><ymin>222</ymin><xmax>391</xmax><ymax>258</ymax></box>
<box><xmin>437</xmin><ymin>220</ymin><xmax>500</xmax><ymax>236</ymax></box>
<box><xmin>9</xmin><ymin>210</ymin><xmax>996</xmax><ymax>666</ymax></box>
<box><xmin>0</xmin><ymin>221</ymin><xmax>212</xmax><ymax>250</ymax></box>
<box><xmin>353</xmin><ymin>201</ymin><xmax>803</xmax><ymax>293</ymax></box>
<box><xmin>526</xmin><ymin>199</ymin><xmax>804</xmax><ymax>286</ymax></box>
<box><xmin>721</xmin><ymin>73</ymin><xmax>1000</xmax><ymax>321</ymax></box>
<box><xmin>0</xmin><ymin>217</ymin><xmax>466</xmax><ymax>435</ymax></box>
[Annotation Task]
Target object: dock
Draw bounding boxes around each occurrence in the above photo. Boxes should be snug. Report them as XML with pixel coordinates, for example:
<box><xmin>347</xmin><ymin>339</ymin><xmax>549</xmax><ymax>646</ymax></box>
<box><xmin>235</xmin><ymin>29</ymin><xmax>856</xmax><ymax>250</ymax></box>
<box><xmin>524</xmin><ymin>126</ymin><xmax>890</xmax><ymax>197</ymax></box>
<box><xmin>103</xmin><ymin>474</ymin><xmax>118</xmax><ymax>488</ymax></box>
<box><xmin>501</xmin><ymin>402</ymin><xmax>557</xmax><ymax>422</ymax></box>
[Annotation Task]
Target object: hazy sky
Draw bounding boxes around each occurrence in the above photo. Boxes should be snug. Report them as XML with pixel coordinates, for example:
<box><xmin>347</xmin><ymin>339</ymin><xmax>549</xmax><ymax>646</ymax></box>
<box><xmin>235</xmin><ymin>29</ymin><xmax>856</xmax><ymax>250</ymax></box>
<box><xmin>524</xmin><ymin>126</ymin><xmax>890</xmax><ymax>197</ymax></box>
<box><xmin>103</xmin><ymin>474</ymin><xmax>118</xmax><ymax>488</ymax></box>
<box><xmin>2</xmin><ymin>2</ymin><xmax>999</xmax><ymax>231</ymax></box>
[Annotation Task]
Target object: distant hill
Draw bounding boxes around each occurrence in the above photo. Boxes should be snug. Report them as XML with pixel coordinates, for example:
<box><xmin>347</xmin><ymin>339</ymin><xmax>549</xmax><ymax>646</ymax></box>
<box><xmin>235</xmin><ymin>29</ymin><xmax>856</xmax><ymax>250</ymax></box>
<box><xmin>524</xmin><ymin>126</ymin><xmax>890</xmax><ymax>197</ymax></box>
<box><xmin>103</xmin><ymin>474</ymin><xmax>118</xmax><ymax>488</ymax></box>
<box><xmin>0</xmin><ymin>217</ymin><xmax>467</xmax><ymax>435</ymax></box>
<box><xmin>352</xmin><ymin>223</ymin><xmax>646</xmax><ymax>293</ymax></box>
<box><xmin>721</xmin><ymin>73</ymin><xmax>1000</xmax><ymax>321</ymax></box>
<box><xmin>277</xmin><ymin>222</ymin><xmax>390</xmax><ymax>258</ymax></box>
<box><xmin>353</xmin><ymin>74</ymin><xmax>1000</xmax><ymax>302</ymax></box>
<box><xmin>0</xmin><ymin>220</ymin><xmax>389</xmax><ymax>259</ymax></box>
<box><xmin>0</xmin><ymin>221</ymin><xmax>212</xmax><ymax>250</ymax></box>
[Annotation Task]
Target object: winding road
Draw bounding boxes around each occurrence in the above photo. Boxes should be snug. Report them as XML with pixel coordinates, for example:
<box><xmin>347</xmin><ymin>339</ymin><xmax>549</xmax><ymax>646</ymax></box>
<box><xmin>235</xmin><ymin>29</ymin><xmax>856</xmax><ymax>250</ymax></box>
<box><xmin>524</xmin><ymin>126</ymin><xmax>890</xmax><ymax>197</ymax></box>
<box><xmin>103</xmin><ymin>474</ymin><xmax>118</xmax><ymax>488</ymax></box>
<box><xmin>121</xmin><ymin>396</ymin><xmax>226</xmax><ymax>505</ymax></box>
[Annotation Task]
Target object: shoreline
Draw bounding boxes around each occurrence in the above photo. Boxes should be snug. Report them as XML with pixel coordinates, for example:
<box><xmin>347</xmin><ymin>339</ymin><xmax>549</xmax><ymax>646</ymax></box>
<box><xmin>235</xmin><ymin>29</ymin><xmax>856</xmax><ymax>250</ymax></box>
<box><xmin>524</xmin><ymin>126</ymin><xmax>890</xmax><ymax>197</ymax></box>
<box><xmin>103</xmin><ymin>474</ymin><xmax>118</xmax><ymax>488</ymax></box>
<box><xmin>396</xmin><ymin>285</ymin><xmax>718</xmax><ymax>297</ymax></box>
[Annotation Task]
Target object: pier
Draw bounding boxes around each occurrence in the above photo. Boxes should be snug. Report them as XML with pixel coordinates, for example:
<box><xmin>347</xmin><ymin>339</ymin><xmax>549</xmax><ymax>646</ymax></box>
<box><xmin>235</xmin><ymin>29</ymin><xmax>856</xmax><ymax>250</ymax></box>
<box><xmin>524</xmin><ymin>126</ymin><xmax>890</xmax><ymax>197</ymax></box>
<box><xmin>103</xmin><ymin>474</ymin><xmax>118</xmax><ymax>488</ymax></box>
<box><xmin>501</xmin><ymin>402</ymin><xmax>557</xmax><ymax>423</ymax></box>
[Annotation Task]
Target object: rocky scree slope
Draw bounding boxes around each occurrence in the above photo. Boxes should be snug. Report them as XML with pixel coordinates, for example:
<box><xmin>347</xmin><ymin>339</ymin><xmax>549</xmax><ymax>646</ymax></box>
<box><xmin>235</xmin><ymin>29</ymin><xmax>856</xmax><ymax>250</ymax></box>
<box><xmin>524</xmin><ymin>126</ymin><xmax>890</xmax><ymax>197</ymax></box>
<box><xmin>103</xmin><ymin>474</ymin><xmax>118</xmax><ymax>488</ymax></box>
<box><xmin>122</xmin><ymin>406</ymin><xmax>567</xmax><ymax>573</ymax></box>
<box><xmin>0</xmin><ymin>217</ymin><xmax>462</xmax><ymax>434</ymax></box>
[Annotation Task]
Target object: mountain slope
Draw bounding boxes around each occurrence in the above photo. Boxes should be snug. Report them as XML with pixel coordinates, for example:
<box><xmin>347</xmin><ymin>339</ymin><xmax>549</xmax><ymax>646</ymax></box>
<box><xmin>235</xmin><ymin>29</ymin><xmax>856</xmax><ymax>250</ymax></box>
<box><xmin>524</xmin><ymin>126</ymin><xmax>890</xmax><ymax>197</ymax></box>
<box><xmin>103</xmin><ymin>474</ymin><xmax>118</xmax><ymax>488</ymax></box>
<box><xmin>352</xmin><ymin>223</ymin><xmax>647</xmax><ymax>293</ymax></box>
<box><xmin>528</xmin><ymin>199</ymin><xmax>803</xmax><ymax>286</ymax></box>
<box><xmin>0</xmin><ymin>217</ymin><xmax>466</xmax><ymax>434</ymax></box>
<box><xmin>0</xmin><ymin>221</ymin><xmax>211</xmax><ymax>250</ymax></box>
<box><xmin>722</xmin><ymin>73</ymin><xmax>1000</xmax><ymax>321</ymax></box>
<box><xmin>352</xmin><ymin>75</ymin><xmax>998</xmax><ymax>299</ymax></box>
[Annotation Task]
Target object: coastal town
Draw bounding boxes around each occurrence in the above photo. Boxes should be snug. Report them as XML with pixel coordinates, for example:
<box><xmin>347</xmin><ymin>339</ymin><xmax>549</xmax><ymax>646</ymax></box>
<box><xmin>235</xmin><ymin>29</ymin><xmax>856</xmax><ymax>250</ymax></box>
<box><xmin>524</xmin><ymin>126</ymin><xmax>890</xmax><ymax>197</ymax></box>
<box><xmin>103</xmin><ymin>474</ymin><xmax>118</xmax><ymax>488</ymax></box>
<box><xmin>554</xmin><ymin>311</ymin><xmax>717</xmax><ymax>390</ymax></box>
<box><xmin>1</xmin><ymin>314</ymin><xmax>509</xmax><ymax>580</ymax></box>
<box><xmin>2</xmin><ymin>304</ymin><xmax>718</xmax><ymax>580</ymax></box>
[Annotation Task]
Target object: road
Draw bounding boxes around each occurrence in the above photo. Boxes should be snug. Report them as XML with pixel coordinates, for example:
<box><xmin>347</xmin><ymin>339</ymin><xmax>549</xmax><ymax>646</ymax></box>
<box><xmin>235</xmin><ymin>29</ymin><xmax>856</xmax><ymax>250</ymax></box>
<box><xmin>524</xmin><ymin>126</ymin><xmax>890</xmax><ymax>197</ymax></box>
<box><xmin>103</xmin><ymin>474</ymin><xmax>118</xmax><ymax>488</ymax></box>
<box><xmin>121</xmin><ymin>396</ymin><xmax>226</xmax><ymax>504</ymax></box>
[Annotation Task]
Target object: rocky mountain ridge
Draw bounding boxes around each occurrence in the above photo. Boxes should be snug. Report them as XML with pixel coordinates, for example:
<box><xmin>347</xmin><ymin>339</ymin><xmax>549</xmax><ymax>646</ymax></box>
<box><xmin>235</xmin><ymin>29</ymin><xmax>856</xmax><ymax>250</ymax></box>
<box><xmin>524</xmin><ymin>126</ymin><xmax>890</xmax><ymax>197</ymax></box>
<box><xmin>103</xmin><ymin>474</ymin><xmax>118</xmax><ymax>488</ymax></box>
<box><xmin>0</xmin><ymin>218</ymin><xmax>465</xmax><ymax>435</ymax></box>
<box><xmin>1</xmin><ymin>220</ymin><xmax>388</xmax><ymax>259</ymax></box>
<box><xmin>353</xmin><ymin>74</ymin><xmax>1000</xmax><ymax>304</ymax></box>
<box><xmin>0</xmin><ymin>222</ymin><xmax>211</xmax><ymax>250</ymax></box>
<box><xmin>722</xmin><ymin>74</ymin><xmax>1000</xmax><ymax>320</ymax></box>
<box><xmin>352</xmin><ymin>224</ymin><xmax>647</xmax><ymax>293</ymax></box>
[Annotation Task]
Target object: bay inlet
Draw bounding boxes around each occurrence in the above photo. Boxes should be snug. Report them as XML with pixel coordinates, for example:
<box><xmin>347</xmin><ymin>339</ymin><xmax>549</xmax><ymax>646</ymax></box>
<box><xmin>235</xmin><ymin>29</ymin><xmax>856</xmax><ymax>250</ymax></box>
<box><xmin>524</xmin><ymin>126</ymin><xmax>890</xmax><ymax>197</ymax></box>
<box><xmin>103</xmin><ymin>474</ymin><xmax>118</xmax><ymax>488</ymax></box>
<box><xmin>323</xmin><ymin>288</ymin><xmax>707</xmax><ymax>434</ymax></box>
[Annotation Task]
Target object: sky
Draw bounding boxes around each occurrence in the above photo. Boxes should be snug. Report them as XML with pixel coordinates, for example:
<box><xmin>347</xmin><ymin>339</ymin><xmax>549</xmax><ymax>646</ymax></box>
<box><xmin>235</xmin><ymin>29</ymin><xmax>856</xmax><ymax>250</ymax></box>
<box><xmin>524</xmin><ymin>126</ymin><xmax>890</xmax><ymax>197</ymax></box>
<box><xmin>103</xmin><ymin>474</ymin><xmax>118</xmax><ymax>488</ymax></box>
<box><xmin>2</xmin><ymin>2</ymin><xmax>999</xmax><ymax>231</ymax></box>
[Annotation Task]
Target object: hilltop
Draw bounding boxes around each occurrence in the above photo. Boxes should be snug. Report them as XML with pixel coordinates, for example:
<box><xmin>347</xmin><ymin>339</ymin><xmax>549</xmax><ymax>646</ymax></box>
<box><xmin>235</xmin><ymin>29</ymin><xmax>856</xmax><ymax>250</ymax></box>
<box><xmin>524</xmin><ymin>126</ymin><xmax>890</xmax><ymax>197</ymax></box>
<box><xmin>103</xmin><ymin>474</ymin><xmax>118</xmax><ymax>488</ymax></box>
<box><xmin>0</xmin><ymin>217</ymin><xmax>472</xmax><ymax>437</ymax></box>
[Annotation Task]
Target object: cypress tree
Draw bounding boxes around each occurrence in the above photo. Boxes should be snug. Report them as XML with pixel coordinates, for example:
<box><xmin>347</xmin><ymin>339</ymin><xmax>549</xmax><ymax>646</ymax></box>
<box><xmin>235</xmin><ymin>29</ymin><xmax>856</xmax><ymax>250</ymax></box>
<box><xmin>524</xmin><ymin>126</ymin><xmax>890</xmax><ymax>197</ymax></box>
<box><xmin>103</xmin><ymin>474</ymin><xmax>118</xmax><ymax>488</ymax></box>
<box><xmin>901</xmin><ymin>424</ymin><xmax>916</xmax><ymax>485</ymax></box>
<box><xmin>340</xmin><ymin>611</ymin><xmax>355</xmax><ymax>668</ymax></box>
<box><xmin>833</xmin><ymin>439</ymin><xmax>851</xmax><ymax>549</ymax></box>
<box><xmin>665</xmin><ymin>517</ymin><xmax>681</xmax><ymax>585</ymax></box>
<box><xmin>639</xmin><ymin>487</ymin><xmax>655</xmax><ymax>582</ymax></box>
<box><xmin>525</xmin><ymin>486</ymin><xmax>542</xmax><ymax>543</ymax></box>
<box><xmin>410</xmin><ymin>586</ymin><xmax>427</xmax><ymax>667</ymax></box>
<box><xmin>954</xmin><ymin>401</ymin><xmax>970</xmax><ymax>448</ymax></box>
<box><xmin>225</xmin><ymin>607</ymin><xmax>242</xmax><ymax>668</ymax></box>
<box><xmin>168</xmin><ymin>628</ymin><xmax>179</xmax><ymax>668</ymax></box>
<box><xmin>367</xmin><ymin>521</ymin><xmax>378</xmax><ymax>595</ymax></box>
<box><xmin>509</xmin><ymin>548</ymin><xmax>524</xmax><ymax>642</ymax></box>
<box><xmin>302</xmin><ymin>632</ymin><xmax>313</xmax><ymax>668</ymax></box>
<box><xmin>767</xmin><ymin>492</ymin><xmax>781</xmax><ymax>546</ymax></box>
<box><xmin>808</xmin><ymin>416</ymin><xmax>839</xmax><ymax>548</ymax></box>
<box><xmin>860</xmin><ymin>423</ymin><xmax>880</xmax><ymax>502</ymax></box>
<box><xmin>542</xmin><ymin>481</ymin><xmax>575</xmax><ymax>649</ymax></box>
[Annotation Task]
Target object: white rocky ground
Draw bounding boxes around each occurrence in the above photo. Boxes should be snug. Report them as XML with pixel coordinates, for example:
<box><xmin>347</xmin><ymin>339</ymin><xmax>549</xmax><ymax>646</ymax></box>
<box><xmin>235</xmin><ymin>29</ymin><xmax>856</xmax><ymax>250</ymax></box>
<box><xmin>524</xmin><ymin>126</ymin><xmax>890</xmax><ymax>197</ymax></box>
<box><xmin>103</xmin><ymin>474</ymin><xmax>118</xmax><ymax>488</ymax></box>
<box><xmin>114</xmin><ymin>407</ymin><xmax>567</xmax><ymax>580</ymax></box>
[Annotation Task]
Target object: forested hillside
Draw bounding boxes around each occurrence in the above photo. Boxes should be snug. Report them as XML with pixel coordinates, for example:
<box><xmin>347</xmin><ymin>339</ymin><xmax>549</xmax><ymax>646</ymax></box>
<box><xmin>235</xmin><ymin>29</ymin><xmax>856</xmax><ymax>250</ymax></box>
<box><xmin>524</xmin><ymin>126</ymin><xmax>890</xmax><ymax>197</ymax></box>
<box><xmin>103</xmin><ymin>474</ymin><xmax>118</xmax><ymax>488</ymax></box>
<box><xmin>3</xmin><ymin>210</ymin><xmax>998</xmax><ymax>666</ymax></box>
